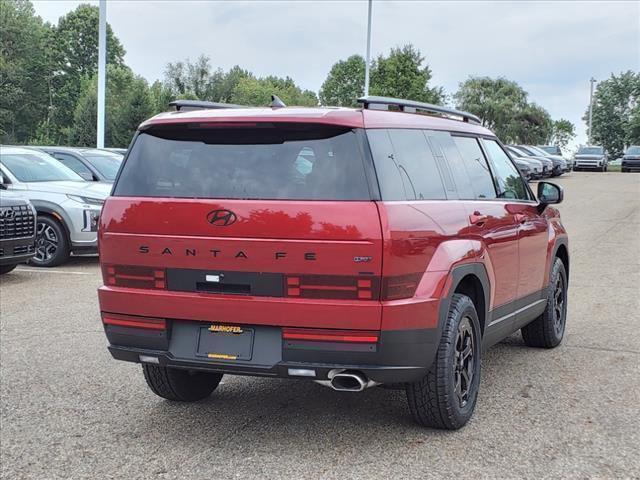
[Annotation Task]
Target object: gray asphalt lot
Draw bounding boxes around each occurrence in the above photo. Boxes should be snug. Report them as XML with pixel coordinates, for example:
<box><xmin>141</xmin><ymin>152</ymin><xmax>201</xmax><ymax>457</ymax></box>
<box><xmin>1</xmin><ymin>172</ymin><xmax>639</xmax><ymax>479</ymax></box>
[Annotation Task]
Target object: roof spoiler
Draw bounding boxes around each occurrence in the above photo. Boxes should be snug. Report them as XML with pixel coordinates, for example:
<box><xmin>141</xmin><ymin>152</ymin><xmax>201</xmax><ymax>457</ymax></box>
<box><xmin>357</xmin><ymin>96</ymin><xmax>481</xmax><ymax>125</ymax></box>
<box><xmin>169</xmin><ymin>100</ymin><xmax>245</xmax><ymax>112</ymax></box>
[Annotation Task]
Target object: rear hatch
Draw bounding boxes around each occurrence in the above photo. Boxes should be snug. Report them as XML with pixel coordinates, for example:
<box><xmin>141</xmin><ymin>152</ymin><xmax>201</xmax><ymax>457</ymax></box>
<box><xmin>99</xmin><ymin>121</ymin><xmax>384</xmax><ymax>329</ymax></box>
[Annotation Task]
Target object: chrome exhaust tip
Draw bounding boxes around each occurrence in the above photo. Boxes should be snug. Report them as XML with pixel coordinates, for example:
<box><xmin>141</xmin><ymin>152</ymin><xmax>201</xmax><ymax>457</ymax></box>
<box><xmin>330</xmin><ymin>371</ymin><xmax>367</xmax><ymax>392</ymax></box>
<box><xmin>314</xmin><ymin>369</ymin><xmax>380</xmax><ymax>391</ymax></box>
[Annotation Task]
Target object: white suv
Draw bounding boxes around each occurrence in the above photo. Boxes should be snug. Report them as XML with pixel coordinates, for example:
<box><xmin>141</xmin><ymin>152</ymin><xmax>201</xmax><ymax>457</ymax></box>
<box><xmin>0</xmin><ymin>146</ymin><xmax>111</xmax><ymax>266</ymax></box>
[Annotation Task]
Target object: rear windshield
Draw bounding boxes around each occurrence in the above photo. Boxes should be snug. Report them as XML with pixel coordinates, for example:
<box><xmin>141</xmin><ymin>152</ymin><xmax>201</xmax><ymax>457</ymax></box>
<box><xmin>113</xmin><ymin>124</ymin><xmax>371</xmax><ymax>200</ymax></box>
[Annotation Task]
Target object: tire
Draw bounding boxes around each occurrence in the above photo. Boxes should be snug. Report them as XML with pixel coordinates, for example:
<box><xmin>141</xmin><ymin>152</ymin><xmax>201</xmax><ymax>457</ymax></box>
<box><xmin>521</xmin><ymin>257</ymin><xmax>568</xmax><ymax>348</ymax></box>
<box><xmin>30</xmin><ymin>216</ymin><xmax>70</xmax><ymax>267</ymax></box>
<box><xmin>406</xmin><ymin>294</ymin><xmax>482</xmax><ymax>430</ymax></box>
<box><xmin>142</xmin><ymin>364</ymin><xmax>223</xmax><ymax>401</ymax></box>
<box><xmin>0</xmin><ymin>264</ymin><xmax>18</xmax><ymax>275</ymax></box>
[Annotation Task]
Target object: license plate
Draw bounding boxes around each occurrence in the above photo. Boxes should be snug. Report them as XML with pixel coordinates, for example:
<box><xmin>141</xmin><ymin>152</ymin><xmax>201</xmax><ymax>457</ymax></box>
<box><xmin>196</xmin><ymin>325</ymin><xmax>254</xmax><ymax>361</ymax></box>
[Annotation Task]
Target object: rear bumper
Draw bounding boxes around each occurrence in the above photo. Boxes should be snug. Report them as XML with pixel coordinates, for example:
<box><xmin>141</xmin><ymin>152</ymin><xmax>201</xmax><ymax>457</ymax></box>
<box><xmin>104</xmin><ymin>319</ymin><xmax>439</xmax><ymax>383</ymax></box>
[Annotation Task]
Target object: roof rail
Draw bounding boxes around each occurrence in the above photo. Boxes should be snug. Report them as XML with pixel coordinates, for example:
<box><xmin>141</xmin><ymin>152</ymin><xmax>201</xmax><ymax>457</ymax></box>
<box><xmin>169</xmin><ymin>100</ymin><xmax>245</xmax><ymax>112</ymax></box>
<box><xmin>357</xmin><ymin>96</ymin><xmax>481</xmax><ymax>125</ymax></box>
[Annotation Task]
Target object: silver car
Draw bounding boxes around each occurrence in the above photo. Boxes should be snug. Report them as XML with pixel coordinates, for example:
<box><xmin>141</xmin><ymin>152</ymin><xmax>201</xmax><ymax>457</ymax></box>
<box><xmin>0</xmin><ymin>146</ymin><xmax>111</xmax><ymax>267</ymax></box>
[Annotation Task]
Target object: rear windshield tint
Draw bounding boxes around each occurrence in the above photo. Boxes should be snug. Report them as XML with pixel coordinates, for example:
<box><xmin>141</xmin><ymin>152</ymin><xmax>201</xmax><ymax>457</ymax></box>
<box><xmin>113</xmin><ymin>124</ymin><xmax>371</xmax><ymax>200</ymax></box>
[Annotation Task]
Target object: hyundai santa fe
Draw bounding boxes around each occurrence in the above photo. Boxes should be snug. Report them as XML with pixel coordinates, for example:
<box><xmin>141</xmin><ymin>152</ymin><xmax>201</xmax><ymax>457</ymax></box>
<box><xmin>98</xmin><ymin>96</ymin><xmax>569</xmax><ymax>430</ymax></box>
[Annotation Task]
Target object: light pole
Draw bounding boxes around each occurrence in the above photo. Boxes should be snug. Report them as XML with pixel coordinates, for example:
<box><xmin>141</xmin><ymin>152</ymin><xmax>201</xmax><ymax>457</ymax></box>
<box><xmin>588</xmin><ymin>77</ymin><xmax>596</xmax><ymax>145</ymax></box>
<box><xmin>364</xmin><ymin>0</ymin><xmax>372</xmax><ymax>96</ymax></box>
<box><xmin>97</xmin><ymin>0</ymin><xmax>106</xmax><ymax>148</ymax></box>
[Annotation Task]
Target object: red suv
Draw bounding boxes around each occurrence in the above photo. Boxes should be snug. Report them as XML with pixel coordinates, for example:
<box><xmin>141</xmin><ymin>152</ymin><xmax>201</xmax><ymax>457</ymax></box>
<box><xmin>98</xmin><ymin>96</ymin><xmax>569</xmax><ymax>429</ymax></box>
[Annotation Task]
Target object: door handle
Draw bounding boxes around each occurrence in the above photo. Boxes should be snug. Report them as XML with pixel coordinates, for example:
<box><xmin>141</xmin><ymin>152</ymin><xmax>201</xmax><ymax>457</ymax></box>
<box><xmin>469</xmin><ymin>211</ymin><xmax>488</xmax><ymax>226</ymax></box>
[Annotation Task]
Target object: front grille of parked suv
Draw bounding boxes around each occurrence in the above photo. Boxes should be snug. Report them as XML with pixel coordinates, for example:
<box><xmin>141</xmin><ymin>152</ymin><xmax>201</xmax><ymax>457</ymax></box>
<box><xmin>0</xmin><ymin>205</ymin><xmax>36</xmax><ymax>240</ymax></box>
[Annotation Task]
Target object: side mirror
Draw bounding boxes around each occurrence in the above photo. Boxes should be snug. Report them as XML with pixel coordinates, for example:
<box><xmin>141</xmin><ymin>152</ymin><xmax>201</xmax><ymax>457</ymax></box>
<box><xmin>78</xmin><ymin>172</ymin><xmax>94</xmax><ymax>181</ymax></box>
<box><xmin>537</xmin><ymin>182</ymin><xmax>563</xmax><ymax>213</ymax></box>
<box><xmin>0</xmin><ymin>172</ymin><xmax>7</xmax><ymax>190</ymax></box>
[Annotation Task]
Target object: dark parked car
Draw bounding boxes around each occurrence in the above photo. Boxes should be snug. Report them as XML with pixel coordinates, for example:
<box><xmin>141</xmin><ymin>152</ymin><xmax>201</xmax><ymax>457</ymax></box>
<box><xmin>98</xmin><ymin>96</ymin><xmax>569</xmax><ymax>430</ymax></box>
<box><xmin>0</xmin><ymin>187</ymin><xmax>36</xmax><ymax>274</ymax></box>
<box><xmin>33</xmin><ymin>147</ymin><xmax>123</xmax><ymax>183</ymax></box>
<box><xmin>621</xmin><ymin>146</ymin><xmax>640</xmax><ymax>172</ymax></box>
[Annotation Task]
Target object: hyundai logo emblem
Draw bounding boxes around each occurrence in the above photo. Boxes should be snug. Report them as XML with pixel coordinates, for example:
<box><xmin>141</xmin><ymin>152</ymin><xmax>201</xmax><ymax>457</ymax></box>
<box><xmin>206</xmin><ymin>209</ymin><xmax>237</xmax><ymax>227</ymax></box>
<box><xmin>0</xmin><ymin>208</ymin><xmax>14</xmax><ymax>220</ymax></box>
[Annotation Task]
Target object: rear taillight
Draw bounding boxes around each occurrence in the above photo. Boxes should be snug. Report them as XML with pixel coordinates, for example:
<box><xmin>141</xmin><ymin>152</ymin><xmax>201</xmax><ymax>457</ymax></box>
<box><xmin>282</xmin><ymin>328</ymin><xmax>378</xmax><ymax>343</ymax></box>
<box><xmin>102</xmin><ymin>265</ymin><xmax>166</xmax><ymax>289</ymax></box>
<box><xmin>284</xmin><ymin>275</ymin><xmax>379</xmax><ymax>300</ymax></box>
<box><xmin>283</xmin><ymin>273</ymin><xmax>422</xmax><ymax>301</ymax></box>
<box><xmin>381</xmin><ymin>273</ymin><xmax>422</xmax><ymax>300</ymax></box>
<box><xmin>102</xmin><ymin>313</ymin><xmax>166</xmax><ymax>330</ymax></box>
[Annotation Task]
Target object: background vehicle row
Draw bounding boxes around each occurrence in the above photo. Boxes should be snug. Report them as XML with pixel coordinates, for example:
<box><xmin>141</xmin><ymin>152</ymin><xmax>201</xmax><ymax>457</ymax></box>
<box><xmin>0</xmin><ymin>146</ymin><xmax>110</xmax><ymax>267</ymax></box>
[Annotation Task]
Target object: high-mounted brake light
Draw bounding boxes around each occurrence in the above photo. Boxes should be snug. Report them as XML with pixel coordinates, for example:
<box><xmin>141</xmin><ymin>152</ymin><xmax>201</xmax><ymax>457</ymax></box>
<box><xmin>102</xmin><ymin>265</ymin><xmax>166</xmax><ymax>290</ymax></box>
<box><xmin>102</xmin><ymin>313</ymin><xmax>166</xmax><ymax>330</ymax></box>
<box><xmin>282</xmin><ymin>328</ymin><xmax>378</xmax><ymax>343</ymax></box>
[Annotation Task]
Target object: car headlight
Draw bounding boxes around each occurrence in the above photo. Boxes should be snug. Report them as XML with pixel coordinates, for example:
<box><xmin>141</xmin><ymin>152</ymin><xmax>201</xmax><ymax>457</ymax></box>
<box><xmin>66</xmin><ymin>194</ymin><xmax>105</xmax><ymax>206</ymax></box>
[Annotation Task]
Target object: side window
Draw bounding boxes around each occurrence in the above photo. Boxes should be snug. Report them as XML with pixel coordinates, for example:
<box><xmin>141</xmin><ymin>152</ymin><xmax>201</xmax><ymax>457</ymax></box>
<box><xmin>481</xmin><ymin>140</ymin><xmax>529</xmax><ymax>200</ymax></box>
<box><xmin>452</xmin><ymin>136</ymin><xmax>497</xmax><ymax>200</ymax></box>
<box><xmin>367</xmin><ymin>129</ymin><xmax>446</xmax><ymax>200</ymax></box>
<box><xmin>387</xmin><ymin>129</ymin><xmax>446</xmax><ymax>200</ymax></box>
<box><xmin>365</xmin><ymin>130</ymin><xmax>406</xmax><ymax>200</ymax></box>
<box><xmin>53</xmin><ymin>153</ymin><xmax>93</xmax><ymax>178</ymax></box>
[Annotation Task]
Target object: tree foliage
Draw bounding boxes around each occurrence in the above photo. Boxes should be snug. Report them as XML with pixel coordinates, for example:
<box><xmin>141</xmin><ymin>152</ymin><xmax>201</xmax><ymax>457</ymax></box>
<box><xmin>69</xmin><ymin>66</ymin><xmax>152</xmax><ymax>147</ymax></box>
<box><xmin>0</xmin><ymin>0</ymin><xmax>52</xmax><ymax>142</ymax></box>
<box><xmin>587</xmin><ymin>71</ymin><xmax>640</xmax><ymax>158</ymax></box>
<box><xmin>230</xmin><ymin>75</ymin><xmax>317</xmax><ymax>107</ymax></box>
<box><xmin>319</xmin><ymin>45</ymin><xmax>443</xmax><ymax>107</ymax></box>
<box><xmin>319</xmin><ymin>55</ymin><xmax>365</xmax><ymax>107</ymax></box>
<box><xmin>370</xmin><ymin>45</ymin><xmax>444</xmax><ymax>104</ymax></box>
<box><xmin>454</xmin><ymin>76</ymin><xmax>552</xmax><ymax>144</ymax></box>
<box><xmin>548</xmin><ymin>119</ymin><xmax>576</xmax><ymax>149</ymax></box>
<box><xmin>50</xmin><ymin>4</ymin><xmax>126</xmax><ymax>142</ymax></box>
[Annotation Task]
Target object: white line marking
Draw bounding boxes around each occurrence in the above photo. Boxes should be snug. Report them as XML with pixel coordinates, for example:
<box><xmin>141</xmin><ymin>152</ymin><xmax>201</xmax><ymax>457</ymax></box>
<box><xmin>15</xmin><ymin>268</ymin><xmax>95</xmax><ymax>276</ymax></box>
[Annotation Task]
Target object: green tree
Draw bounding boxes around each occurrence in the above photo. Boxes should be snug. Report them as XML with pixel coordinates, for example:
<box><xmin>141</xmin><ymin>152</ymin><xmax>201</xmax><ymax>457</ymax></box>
<box><xmin>51</xmin><ymin>4</ymin><xmax>125</xmax><ymax>141</ymax></box>
<box><xmin>548</xmin><ymin>119</ymin><xmax>576</xmax><ymax>150</ymax></box>
<box><xmin>0</xmin><ymin>0</ymin><xmax>53</xmax><ymax>143</ymax></box>
<box><xmin>69</xmin><ymin>76</ymin><xmax>97</xmax><ymax>146</ymax></box>
<box><xmin>230</xmin><ymin>76</ymin><xmax>317</xmax><ymax>107</ymax></box>
<box><xmin>149</xmin><ymin>80</ymin><xmax>173</xmax><ymax>114</ymax></box>
<box><xmin>628</xmin><ymin>103</ymin><xmax>640</xmax><ymax>146</ymax></box>
<box><xmin>69</xmin><ymin>65</ymin><xmax>152</xmax><ymax>147</ymax></box>
<box><xmin>370</xmin><ymin>45</ymin><xmax>444</xmax><ymax>104</ymax></box>
<box><xmin>587</xmin><ymin>71</ymin><xmax>640</xmax><ymax>158</ymax></box>
<box><xmin>319</xmin><ymin>55</ymin><xmax>365</xmax><ymax>107</ymax></box>
<box><xmin>454</xmin><ymin>77</ymin><xmax>528</xmax><ymax>139</ymax></box>
<box><xmin>507</xmin><ymin>103</ymin><xmax>552</xmax><ymax>144</ymax></box>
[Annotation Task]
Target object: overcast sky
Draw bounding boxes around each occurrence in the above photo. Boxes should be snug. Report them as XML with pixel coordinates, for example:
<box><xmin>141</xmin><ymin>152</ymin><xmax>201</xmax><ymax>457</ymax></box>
<box><xmin>33</xmin><ymin>1</ymin><xmax>640</xmax><ymax>149</ymax></box>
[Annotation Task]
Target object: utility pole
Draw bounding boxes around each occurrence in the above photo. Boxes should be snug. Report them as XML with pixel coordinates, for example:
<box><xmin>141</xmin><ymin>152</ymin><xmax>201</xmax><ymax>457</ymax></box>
<box><xmin>588</xmin><ymin>77</ymin><xmax>596</xmax><ymax>145</ymax></box>
<box><xmin>364</xmin><ymin>0</ymin><xmax>373</xmax><ymax>96</ymax></box>
<box><xmin>97</xmin><ymin>0</ymin><xmax>106</xmax><ymax>148</ymax></box>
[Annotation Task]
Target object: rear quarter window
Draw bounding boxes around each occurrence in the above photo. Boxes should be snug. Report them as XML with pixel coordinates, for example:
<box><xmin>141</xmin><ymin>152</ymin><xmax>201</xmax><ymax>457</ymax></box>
<box><xmin>367</xmin><ymin>129</ymin><xmax>447</xmax><ymax>201</ymax></box>
<box><xmin>113</xmin><ymin>125</ymin><xmax>372</xmax><ymax>201</ymax></box>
